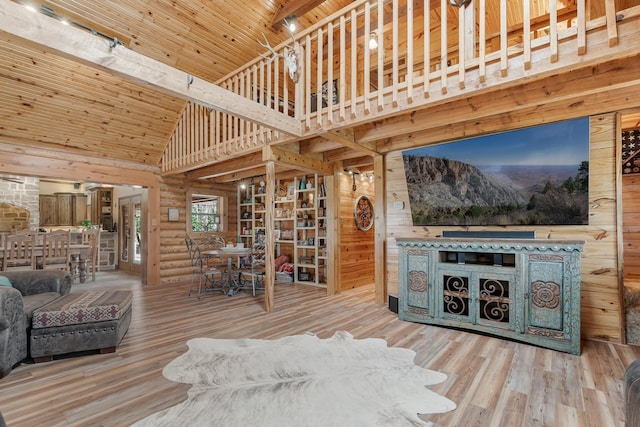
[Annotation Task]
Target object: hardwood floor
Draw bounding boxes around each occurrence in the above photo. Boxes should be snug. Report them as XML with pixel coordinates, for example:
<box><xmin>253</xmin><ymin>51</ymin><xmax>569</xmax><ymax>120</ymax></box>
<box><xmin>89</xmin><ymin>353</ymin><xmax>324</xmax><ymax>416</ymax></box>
<box><xmin>0</xmin><ymin>270</ymin><xmax>638</xmax><ymax>426</ymax></box>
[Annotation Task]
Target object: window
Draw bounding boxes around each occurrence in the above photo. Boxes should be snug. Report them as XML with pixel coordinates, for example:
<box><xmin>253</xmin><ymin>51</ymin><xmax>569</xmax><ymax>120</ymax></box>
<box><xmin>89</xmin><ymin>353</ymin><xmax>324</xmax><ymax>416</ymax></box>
<box><xmin>188</xmin><ymin>190</ymin><xmax>225</xmax><ymax>232</ymax></box>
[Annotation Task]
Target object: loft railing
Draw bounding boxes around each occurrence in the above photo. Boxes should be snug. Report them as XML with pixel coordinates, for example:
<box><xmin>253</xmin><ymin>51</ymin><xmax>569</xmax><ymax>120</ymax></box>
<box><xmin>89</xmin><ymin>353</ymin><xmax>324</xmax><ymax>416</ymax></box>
<box><xmin>161</xmin><ymin>0</ymin><xmax>638</xmax><ymax>174</ymax></box>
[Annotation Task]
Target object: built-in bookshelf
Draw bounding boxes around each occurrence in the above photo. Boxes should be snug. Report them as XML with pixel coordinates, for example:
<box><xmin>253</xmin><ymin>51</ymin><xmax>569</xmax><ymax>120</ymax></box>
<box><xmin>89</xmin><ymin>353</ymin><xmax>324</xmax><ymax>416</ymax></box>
<box><xmin>293</xmin><ymin>174</ymin><xmax>326</xmax><ymax>287</ymax></box>
<box><xmin>237</xmin><ymin>174</ymin><xmax>327</xmax><ymax>287</ymax></box>
<box><xmin>237</xmin><ymin>184</ymin><xmax>255</xmax><ymax>246</ymax></box>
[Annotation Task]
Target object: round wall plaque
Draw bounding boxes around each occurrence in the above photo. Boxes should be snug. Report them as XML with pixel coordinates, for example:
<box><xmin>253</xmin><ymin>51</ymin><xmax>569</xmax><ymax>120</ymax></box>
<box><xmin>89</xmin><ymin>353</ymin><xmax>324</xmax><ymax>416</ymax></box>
<box><xmin>354</xmin><ymin>195</ymin><xmax>374</xmax><ymax>231</ymax></box>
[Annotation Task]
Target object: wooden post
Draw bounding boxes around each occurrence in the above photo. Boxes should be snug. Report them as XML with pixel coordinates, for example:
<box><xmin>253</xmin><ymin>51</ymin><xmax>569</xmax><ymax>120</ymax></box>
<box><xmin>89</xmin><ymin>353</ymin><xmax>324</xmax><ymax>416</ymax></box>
<box><xmin>264</xmin><ymin>161</ymin><xmax>276</xmax><ymax>312</ymax></box>
<box><xmin>374</xmin><ymin>155</ymin><xmax>386</xmax><ymax>304</ymax></box>
<box><xmin>329</xmin><ymin>164</ymin><xmax>345</xmax><ymax>295</ymax></box>
<box><xmin>325</xmin><ymin>173</ymin><xmax>337</xmax><ymax>295</ymax></box>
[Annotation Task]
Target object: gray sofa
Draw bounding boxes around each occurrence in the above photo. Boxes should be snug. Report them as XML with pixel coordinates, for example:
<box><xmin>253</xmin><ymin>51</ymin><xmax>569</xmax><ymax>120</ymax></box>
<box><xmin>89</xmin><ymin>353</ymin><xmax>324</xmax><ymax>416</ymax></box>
<box><xmin>626</xmin><ymin>358</ymin><xmax>640</xmax><ymax>426</ymax></box>
<box><xmin>0</xmin><ymin>270</ymin><xmax>72</xmax><ymax>378</ymax></box>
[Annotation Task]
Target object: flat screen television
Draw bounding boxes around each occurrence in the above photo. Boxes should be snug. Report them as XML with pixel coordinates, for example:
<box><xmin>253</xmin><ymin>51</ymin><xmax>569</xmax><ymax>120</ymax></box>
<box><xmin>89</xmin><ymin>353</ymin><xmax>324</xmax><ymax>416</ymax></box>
<box><xmin>402</xmin><ymin>117</ymin><xmax>589</xmax><ymax>226</ymax></box>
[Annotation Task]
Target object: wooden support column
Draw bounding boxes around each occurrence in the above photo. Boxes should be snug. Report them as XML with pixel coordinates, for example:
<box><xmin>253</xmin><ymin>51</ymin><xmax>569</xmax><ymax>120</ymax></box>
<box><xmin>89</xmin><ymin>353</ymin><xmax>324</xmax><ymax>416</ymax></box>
<box><xmin>264</xmin><ymin>161</ymin><xmax>276</xmax><ymax>312</ymax></box>
<box><xmin>374</xmin><ymin>155</ymin><xmax>386</xmax><ymax>304</ymax></box>
<box><xmin>144</xmin><ymin>184</ymin><xmax>161</xmax><ymax>286</ymax></box>
<box><xmin>327</xmin><ymin>163</ymin><xmax>345</xmax><ymax>294</ymax></box>
<box><xmin>325</xmin><ymin>173</ymin><xmax>337</xmax><ymax>294</ymax></box>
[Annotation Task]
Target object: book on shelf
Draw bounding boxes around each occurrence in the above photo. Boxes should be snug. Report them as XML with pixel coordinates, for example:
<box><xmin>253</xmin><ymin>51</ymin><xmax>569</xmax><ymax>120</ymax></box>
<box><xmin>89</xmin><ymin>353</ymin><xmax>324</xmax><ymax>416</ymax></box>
<box><xmin>319</xmin><ymin>183</ymin><xmax>326</xmax><ymax>197</ymax></box>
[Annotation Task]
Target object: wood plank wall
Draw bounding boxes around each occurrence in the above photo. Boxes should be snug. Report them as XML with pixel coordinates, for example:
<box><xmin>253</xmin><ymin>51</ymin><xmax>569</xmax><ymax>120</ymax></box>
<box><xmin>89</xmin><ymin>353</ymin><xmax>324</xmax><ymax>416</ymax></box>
<box><xmin>338</xmin><ymin>172</ymin><xmax>375</xmax><ymax>290</ymax></box>
<box><xmin>385</xmin><ymin>113</ymin><xmax>624</xmax><ymax>343</ymax></box>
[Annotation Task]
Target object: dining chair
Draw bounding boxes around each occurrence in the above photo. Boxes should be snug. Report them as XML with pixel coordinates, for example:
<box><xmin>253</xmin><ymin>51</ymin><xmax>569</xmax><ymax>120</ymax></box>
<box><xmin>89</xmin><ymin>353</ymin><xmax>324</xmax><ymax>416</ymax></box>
<box><xmin>3</xmin><ymin>232</ymin><xmax>36</xmax><ymax>271</ymax></box>
<box><xmin>238</xmin><ymin>234</ymin><xmax>266</xmax><ymax>296</ymax></box>
<box><xmin>80</xmin><ymin>228</ymin><xmax>100</xmax><ymax>281</ymax></box>
<box><xmin>202</xmin><ymin>235</ymin><xmax>227</xmax><ymax>268</ymax></box>
<box><xmin>40</xmin><ymin>230</ymin><xmax>72</xmax><ymax>274</ymax></box>
<box><xmin>185</xmin><ymin>236</ymin><xmax>198</xmax><ymax>296</ymax></box>
<box><xmin>192</xmin><ymin>242</ymin><xmax>227</xmax><ymax>299</ymax></box>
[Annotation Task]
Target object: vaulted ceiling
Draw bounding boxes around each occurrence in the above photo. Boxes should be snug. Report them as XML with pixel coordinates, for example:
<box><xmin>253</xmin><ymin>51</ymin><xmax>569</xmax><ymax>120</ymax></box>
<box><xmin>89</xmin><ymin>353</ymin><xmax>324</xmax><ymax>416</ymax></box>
<box><xmin>0</xmin><ymin>0</ymin><xmax>638</xmax><ymax>180</ymax></box>
<box><xmin>0</xmin><ymin>0</ymin><xmax>354</xmax><ymax>170</ymax></box>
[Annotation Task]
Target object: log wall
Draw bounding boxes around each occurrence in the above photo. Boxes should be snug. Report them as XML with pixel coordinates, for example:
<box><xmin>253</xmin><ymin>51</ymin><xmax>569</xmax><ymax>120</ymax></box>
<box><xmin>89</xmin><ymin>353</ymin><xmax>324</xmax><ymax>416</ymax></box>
<box><xmin>385</xmin><ymin>113</ymin><xmax>624</xmax><ymax>342</ymax></box>
<box><xmin>158</xmin><ymin>174</ymin><xmax>238</xmax><ymax>286</ymax></box>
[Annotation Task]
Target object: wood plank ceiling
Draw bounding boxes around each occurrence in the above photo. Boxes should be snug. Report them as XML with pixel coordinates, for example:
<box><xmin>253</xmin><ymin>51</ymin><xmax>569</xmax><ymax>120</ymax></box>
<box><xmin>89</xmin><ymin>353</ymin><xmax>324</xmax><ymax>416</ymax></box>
<box><xmin>0</xmin><ymin>0</ymin><xmax>638</xmax><ymax>180</ymax></box>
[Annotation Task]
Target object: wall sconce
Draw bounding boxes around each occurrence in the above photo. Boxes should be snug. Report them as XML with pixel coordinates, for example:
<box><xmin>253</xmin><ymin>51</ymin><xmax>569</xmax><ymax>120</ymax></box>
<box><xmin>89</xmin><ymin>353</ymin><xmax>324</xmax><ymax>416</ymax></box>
<box><xmin>368</xmin><ymin>31</ymin><xmax>378</xmax><ymax>50</ymax></box>
<box><xmin>239</xmin><ymin>180</ymin><xmax>247</xmax><ymax>190</ymax></box>
<box><xmin>345</xmin><ymin>168</ymin><xmax>360</xmax><ymax>191</ymax></box>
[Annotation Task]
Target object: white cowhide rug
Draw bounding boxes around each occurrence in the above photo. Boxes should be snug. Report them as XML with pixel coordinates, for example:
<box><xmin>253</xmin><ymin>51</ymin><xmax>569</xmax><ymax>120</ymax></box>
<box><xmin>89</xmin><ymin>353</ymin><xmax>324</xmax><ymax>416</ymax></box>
<box><xmin>132</xmin><ymin>331</ymin><xmax>456</xmax><ymax>427</ymax></box>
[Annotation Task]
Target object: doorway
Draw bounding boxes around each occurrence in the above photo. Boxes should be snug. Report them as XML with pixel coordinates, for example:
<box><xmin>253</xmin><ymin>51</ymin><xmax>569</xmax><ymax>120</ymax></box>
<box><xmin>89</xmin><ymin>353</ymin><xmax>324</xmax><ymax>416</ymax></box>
<box><xmin>119</xmin><ymin>194</ymin><xmax>142</xmax><ymax>274</ymax></box>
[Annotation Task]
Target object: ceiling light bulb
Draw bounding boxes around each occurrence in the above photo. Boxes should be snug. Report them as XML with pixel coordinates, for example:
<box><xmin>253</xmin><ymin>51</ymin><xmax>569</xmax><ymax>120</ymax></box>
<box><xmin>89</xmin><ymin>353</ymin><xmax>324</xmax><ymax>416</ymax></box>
<box><xmin>289</xmin><ymin>21</ymin><xmax>296</xmax><ymax>32</ymax></box>
<box><xmin>369</xmin><ymin>32</ymin><xmax>378</xmax><ymax>50</ymax></box>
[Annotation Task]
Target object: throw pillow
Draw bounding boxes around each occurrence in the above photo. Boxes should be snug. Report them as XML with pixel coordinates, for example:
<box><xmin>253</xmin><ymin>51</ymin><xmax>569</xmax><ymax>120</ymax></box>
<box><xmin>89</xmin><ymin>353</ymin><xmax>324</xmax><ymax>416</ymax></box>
<box><xmin>0</xmin><ymin>275</ymin><xmax>12</xmax><ymax>287</ymax></box>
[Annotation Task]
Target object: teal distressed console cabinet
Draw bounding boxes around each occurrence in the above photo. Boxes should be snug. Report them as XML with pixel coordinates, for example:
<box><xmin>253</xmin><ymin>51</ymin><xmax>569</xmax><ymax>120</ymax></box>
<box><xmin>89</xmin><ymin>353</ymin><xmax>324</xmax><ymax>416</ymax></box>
<box><xmin>397</xmin><ymin>238</ymin><xmax>584</xmax><ymax>354</ymax></box>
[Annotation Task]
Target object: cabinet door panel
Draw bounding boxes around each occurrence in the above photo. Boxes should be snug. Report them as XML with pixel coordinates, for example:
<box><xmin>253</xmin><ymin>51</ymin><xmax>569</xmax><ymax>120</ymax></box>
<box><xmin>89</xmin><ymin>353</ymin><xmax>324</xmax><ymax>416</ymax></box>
<box><xmin>39</xmin><ymin>195</ymin><xmax>57</xmax><ymax>226</ymax></box>
<box><xmin>476</xmin><ymin>272</ymin><xmax>515</xmax><ymax>330</ymax></box>
<box><xmin>437</xmin><ymin>267</ymin><xmax>472</xmax><ymax>322</ymax></box>
<box><xmin>405</xmin><ymin>250</ymin><xmax>431</xmax><ymax>314</ymax></box>
<box><xmin>56</xmin><ymin>193</ymin><xmax>73</xmax><ymax>225</ymax></box>
<box><xmin>527</xmin><ymin>257</ymin><xmax>565</xmax><ymax>332</ymax></box>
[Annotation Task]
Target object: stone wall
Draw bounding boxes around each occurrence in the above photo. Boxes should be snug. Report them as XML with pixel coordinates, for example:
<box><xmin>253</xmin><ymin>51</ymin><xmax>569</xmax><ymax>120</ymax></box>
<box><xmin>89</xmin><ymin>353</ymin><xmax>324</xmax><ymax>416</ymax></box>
<box><xmin>0</xmin><ymin>175</ymin><xmax>40</xmax><ymax>231</ymax></box>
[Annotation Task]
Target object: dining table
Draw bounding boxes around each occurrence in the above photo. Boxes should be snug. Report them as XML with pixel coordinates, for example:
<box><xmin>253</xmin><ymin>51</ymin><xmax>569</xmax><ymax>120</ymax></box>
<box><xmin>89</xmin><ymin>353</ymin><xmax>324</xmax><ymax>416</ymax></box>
<box><xmin>202</xmin><ymin>246</ymin><xmax>251</xmax><ymax>296</ymax></box>
<box><xmin>0</xmin><ymin>244</ymin><xmax>92</xmax><ymax>283</ymax></box>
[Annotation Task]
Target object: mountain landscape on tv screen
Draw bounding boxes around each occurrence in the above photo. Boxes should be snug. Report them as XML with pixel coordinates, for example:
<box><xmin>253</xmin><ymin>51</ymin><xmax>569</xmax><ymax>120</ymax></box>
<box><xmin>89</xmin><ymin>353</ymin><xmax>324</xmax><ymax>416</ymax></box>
<box><xmin>403</xmin><ymin>155</ymin><xmax>589</xmax><ymax>226</ymax></box>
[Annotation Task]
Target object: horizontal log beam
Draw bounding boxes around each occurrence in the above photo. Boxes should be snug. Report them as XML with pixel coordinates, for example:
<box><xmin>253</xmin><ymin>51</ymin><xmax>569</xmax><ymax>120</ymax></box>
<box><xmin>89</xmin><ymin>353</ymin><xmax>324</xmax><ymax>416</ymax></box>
<box><xmin>186</xmin><ymin>152</ymin><xmax>264</xmax><ymax>180</ymax></box>
<box><xmin>263</xmin><ymin>145</ymin><xmax>333</xmax><ymax>175</ymax></box>
<box><xmin>320</xmin><ymin>129</ymin><xmax>378</xmax><ymax>156</ymax></box>
<box><xmin>0</xmin><ymin>1</ymin><xmax>302</xmax><ymax>137</ymax></box>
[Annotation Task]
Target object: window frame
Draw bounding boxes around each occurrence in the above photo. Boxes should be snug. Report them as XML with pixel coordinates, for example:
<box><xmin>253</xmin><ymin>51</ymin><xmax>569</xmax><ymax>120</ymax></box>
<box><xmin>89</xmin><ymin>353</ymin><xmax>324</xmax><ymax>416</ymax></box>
<box><xmin>186</xmin><ymin>188</ymin><xmax>227</xmax><ymax>233</ymax></box>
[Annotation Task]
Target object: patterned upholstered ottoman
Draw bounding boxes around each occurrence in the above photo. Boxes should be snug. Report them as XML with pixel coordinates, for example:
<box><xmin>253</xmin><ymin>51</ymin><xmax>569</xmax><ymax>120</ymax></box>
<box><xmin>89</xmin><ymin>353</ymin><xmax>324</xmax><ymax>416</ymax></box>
<box><xmin>30</xmin><ymin>290</ymin><xmax>132</xmax><ymax>362</ymax></box>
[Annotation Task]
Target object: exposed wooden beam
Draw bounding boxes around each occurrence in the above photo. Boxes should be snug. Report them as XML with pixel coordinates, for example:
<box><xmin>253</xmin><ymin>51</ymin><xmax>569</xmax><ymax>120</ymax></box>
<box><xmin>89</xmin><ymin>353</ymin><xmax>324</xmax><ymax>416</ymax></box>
<box><xmin>0</xmin><ymin>140</ymin><xmax>160</xmax><ymax>174</ymax></box>
<box><xmin>324</xmin><ymin>146</ymin><xmax>373</xmax><ymax>163</ymax></box>
<box><xmin>343</xmin><ymin>156</ymin><xmax>375</xmax><ymax>169</ymax></box>
<box><xmin>209</xmin><ymin>166</ymin><xmax>270</xmax><ymax>183</ymax></box>
<box><xmin>270</xmin><ymin>0</ymin><xmax>328</xmax><ymax>31</ymax></box>
<box><xmin>0</xmin><ymin>1</ymin><xmax>302</xmax><ymax>137</ymax></box>
<box><xmin>263</xmin><ymin>145</ymin><xmax>334</xmax><ymax>175</ymax></box>
<box><xmin>320</xmin><ymin>129</ymin><xmax>379</xmax><ymax>156</ymax></box>
<box><xmin>185</xmin><ymin>152</ymin><xmax>264</xmax><ymax>180</ymax></box>
<box><xmin>299</xmin><ymin>137</ymin><xmax>342</xmax><ymax>154</ymax></box>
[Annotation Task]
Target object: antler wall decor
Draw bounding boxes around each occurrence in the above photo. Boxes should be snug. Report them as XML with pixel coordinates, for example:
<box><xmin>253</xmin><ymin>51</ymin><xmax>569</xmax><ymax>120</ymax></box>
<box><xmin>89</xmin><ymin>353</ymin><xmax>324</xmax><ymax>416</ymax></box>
<box><xmin>258</xmin><ymin>19</ymin><xmax>301</xmax><ymax>83</ymax></box>
<box><xmin>449</xmin><ymin>0</ymin><xmax>472</xmax><ymax>6</ymax></box>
